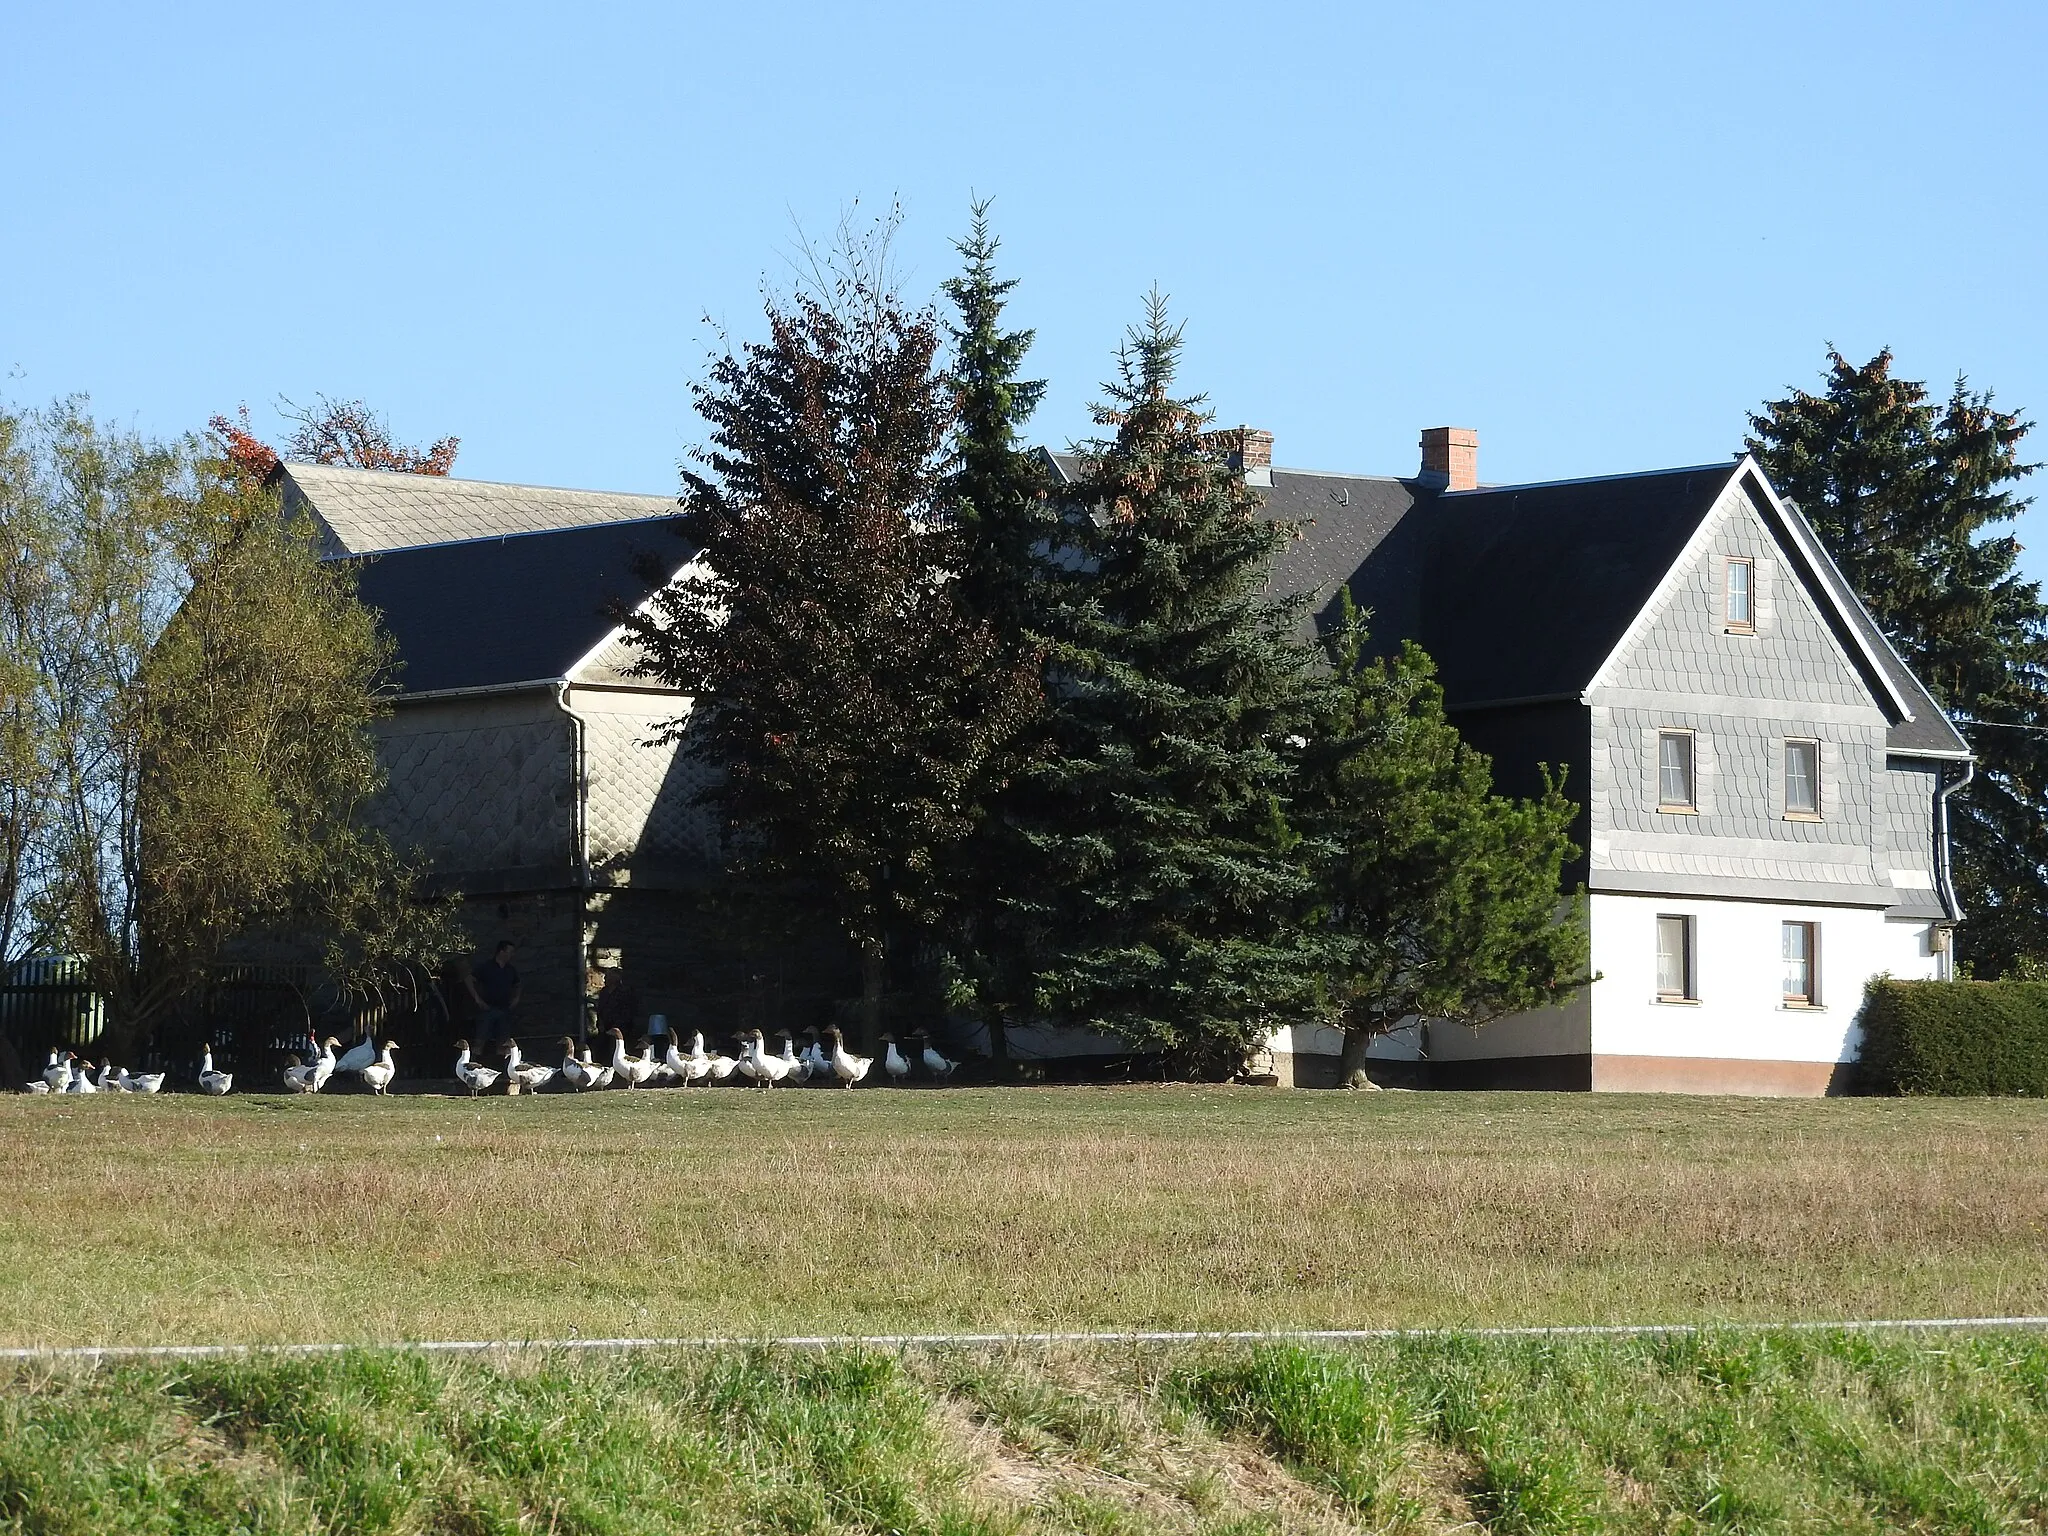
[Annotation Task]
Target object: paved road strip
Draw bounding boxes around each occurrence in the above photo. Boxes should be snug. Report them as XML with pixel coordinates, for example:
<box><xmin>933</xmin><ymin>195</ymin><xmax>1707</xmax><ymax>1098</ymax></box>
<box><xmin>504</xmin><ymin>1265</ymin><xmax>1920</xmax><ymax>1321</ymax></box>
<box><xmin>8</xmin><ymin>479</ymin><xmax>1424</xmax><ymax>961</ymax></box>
<box><xmin>4</xmin><ymin>1316</ymin><xmax>2048</xmax><ymax>1362</ymax></box>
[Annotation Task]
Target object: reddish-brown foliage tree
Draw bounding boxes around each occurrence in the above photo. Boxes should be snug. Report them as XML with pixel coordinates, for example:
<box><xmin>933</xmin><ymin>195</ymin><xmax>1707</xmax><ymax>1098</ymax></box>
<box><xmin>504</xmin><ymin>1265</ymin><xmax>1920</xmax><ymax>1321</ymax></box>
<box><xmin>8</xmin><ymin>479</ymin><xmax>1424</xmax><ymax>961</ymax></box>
<box><xmin>280</xmin><ymin>395</ymin><xmax>459</xmax><ymax>476</ymax></box>
<box><xmin>207</xmin><ymin>405</ymin><xmax>280</xmax><ymax>490</ymax></box>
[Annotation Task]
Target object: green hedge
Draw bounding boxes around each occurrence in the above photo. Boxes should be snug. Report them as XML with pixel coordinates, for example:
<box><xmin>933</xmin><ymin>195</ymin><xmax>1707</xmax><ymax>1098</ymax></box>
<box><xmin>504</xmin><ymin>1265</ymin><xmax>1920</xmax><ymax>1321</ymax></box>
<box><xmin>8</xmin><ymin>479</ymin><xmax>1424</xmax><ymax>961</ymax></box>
<box><xmin>1858</xmin><ymin>979</ymin><xmax>2048</xmax><ymax>1095</ymax></box>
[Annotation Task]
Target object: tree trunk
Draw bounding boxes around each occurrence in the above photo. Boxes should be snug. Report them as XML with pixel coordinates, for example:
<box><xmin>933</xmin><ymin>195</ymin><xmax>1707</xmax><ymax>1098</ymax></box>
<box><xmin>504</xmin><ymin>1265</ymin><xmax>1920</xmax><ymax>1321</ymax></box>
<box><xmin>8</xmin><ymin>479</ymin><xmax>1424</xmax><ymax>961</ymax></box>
<box><xmin>857</xmin><ymin>936</ymin><xmax>885</xmax><ymax>1054</ymax></box>
<box><xmin>1338</xmin><ymin>1024</ymin><xmax>1375</xmax><ymax>1085</ymax></box>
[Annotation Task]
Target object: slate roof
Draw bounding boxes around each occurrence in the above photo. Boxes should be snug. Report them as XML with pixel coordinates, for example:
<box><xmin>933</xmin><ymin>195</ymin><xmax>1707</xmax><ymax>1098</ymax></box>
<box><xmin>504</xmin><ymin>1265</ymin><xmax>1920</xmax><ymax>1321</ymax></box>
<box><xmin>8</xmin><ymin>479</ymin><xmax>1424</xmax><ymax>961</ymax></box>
<box><xmin>278</xmin><ymin>463</ymin><xmax>676</xmax><ymax>557</ymax></box>
<box><xmin>1419</xmin><ymin>465</ymin><xmax>1733</xmax><ymax>707</ymax></box>
<box><xmin>352</xmin><ymin>519</ymin><xmax>695</xmax><ymax>695</ymax></box>
<box><xmin>1050</xmin><ymin>447</ymin><xmax>1967</xmax><ymax>758</ymax></box>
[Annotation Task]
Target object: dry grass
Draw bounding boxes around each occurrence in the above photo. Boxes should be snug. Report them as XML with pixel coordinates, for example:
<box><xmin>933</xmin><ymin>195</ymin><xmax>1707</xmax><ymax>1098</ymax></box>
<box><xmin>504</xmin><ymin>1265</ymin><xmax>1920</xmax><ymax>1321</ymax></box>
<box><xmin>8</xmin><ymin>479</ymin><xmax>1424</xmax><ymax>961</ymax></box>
<box><xmin>0</xmin><ymin>1086</ymin><xmax>2044</xmax><ymax>1348</ymax></box>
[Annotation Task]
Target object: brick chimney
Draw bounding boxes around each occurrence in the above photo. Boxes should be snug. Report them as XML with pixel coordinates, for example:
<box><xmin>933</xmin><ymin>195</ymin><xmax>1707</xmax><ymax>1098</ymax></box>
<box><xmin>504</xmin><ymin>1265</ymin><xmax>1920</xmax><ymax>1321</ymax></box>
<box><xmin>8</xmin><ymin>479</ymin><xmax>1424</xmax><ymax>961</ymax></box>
<box><xmin>1210</xmin><ymin>426</ymin><xmax>1274</xmax><ymax>487</ymax></box>
<box><xmin>1418</xmin><ymin>427</ymin><xmax>1478</xmax><ymax>491</ymax></box>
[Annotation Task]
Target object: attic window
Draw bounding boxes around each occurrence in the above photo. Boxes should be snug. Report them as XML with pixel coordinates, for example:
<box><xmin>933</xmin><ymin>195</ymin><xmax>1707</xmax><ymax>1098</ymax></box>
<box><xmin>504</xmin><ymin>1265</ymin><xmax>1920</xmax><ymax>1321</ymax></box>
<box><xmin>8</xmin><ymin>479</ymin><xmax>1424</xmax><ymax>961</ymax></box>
<box><xmin>1784</xmin><ymin>739</ymin><xmax>1820</xmax><ymax>818</ymax></box>
<box><xmin>1658</xmin><ymin>731</ymin><xmax>1696</xmax><ymax>811</ymax></box>
<box><xmin>1725</xmin><ymin>558</ymin><xmax>1755</xmax><ymax>633</ymax></box>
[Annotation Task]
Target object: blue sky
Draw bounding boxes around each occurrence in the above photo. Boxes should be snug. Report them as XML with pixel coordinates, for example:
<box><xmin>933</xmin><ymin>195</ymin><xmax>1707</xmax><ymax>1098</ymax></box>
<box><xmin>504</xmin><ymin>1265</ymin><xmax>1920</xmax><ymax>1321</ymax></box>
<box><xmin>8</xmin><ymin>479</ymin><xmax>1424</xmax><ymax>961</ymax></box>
<box><xmin>5</xmin><ymin>1</ymin><xmax>2044</xmax><ymax>581</ymax></box>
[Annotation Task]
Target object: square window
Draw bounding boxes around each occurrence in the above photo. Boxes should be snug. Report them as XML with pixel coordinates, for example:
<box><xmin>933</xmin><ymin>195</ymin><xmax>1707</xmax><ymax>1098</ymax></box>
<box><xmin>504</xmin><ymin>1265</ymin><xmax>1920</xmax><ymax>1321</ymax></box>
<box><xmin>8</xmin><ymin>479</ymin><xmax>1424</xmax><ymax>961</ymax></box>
<box><xmin>1656</xmin><ymin>915</ymin><xmax>1694</xmax><ymax>1000</ymax></box>
<box><xmin>1785</xmin><ymin>739</ymin><xmax>1820</xmax><ymax>817</ymax></box>
<box><xmin>1782</xmin><ymin>921</ymin><xmax>1818</xmax><ymax>1005</ymax></box>
<box><xmin>1658</xmin><ymin>731</ymin><xmax>1695</xmax><ymax>810</ymax></box>
<box><xmin>1725</xmin><ymin>559</ymin><xmax>1755</xmax><ymax>632</ymax></box>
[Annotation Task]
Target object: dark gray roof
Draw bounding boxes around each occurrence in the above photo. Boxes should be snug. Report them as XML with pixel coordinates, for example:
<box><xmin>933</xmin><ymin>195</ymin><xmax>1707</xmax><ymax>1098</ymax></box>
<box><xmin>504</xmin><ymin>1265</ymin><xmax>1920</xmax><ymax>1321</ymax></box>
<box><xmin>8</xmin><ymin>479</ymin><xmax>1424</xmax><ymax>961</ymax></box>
<box><xmin>1034</xmin><ymin>447</ymin><xmax>1968</xmax><ymax>760</ymax></box>
<box><xmin>1419</xmin><ymin>465</ymin><xmax>1734</xmax><ymax>706</ymax></box>
<box><xmin>353</xmin><ymin>518</ymin><xmax>693</xmax><ymax>694</ymax></box>
<box><xmin>1769</xmin><ymin>491</ymin><xmax>1971</xmax><ymax>757</ymax></box>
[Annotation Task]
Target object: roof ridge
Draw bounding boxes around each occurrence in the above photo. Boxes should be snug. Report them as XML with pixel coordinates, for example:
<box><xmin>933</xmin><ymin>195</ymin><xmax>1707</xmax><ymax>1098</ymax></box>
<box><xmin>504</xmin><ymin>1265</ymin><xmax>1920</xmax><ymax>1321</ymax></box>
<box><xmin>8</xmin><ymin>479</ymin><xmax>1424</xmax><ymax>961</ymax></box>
<box><xmin>1441</xmin><ymin>460</ymin><xmax>1739</xmax><ymax>497</ymax></box>
<box><xmin>282</xmin><ymin>462</ymin><xmax>675</xmax><ymax>503</ymax></box>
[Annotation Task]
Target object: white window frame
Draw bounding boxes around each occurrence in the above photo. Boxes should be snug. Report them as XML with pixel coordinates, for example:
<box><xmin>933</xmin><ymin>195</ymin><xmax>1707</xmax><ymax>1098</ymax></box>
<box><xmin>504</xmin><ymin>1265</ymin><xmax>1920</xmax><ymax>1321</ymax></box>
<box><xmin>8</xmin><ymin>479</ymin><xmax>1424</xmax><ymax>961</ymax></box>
<box><xmin>1782</xmin><ymin>920</ymin><xmax>1820</xmax><ymax>1007</ymax></box>
<box><xmin>1655</xmin><ymin>914</ymin><xmax>1696</xmax><ymax>1002</ymax></box>
<box><xmin>1725</xmin><ymin>557</ymin><xmax>1756</xmax><ymax>633</ymax></box>
<box><xmin>1657</xmin><ymin>730</ymin><xmax>1696</xmax><ymax>812</ymax></box>
<box><xmin>1783</xmin><ymin>737</ymin><xmax>1821</xmax><ymax>819</ymax></box>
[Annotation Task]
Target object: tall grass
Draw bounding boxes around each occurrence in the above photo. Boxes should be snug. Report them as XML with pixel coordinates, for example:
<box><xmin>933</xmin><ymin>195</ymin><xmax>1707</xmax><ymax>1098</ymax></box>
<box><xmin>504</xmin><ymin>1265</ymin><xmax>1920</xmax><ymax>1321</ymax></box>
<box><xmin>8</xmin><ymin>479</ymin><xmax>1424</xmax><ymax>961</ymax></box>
<box><xmin>1</xmin><ymin>1088</ymin><xmax>2045</xmax><ymax>1347</ymax></box>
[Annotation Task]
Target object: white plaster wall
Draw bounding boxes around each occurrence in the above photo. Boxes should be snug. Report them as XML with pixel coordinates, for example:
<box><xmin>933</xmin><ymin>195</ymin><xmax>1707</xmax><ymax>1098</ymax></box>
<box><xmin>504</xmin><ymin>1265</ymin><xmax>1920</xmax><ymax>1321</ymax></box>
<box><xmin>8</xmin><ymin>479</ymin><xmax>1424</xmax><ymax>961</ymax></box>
<box><xmin>1425</xmin><ymin>991</ymin><xmax>1593</xmax><ymax>1061</ymax></box>
<box><xmin>1586</xmin><ymin>891</ymin><xmax>1939</xmax><ymax>1064</ymax></box>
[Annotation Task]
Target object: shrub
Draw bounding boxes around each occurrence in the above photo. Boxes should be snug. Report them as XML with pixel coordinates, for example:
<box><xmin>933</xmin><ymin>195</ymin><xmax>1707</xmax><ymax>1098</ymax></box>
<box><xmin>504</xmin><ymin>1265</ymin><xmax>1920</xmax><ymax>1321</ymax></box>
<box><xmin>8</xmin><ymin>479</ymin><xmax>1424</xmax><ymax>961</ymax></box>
<box><xmin>1858</xmin><ymin>979</ymin><xmax>2048</xmax><ymax>1095</ymax></box>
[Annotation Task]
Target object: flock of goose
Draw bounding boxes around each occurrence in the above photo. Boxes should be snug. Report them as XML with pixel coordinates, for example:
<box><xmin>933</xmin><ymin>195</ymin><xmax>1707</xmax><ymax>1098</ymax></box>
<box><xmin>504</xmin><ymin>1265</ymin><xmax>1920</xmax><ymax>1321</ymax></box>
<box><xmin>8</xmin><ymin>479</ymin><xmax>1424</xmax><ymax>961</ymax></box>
<box><xmin>21</xmin><ymin>1025</ymin><xmax>960</xmax><ymax>1097</ymax></box>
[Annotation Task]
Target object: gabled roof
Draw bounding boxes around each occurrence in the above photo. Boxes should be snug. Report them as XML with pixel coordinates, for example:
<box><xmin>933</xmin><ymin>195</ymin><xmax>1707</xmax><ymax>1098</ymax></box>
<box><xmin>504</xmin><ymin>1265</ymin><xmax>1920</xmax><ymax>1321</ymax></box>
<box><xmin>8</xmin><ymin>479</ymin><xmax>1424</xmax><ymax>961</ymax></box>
<box><xmin>1051</xmin><ymin>444</ymin><xmax>1967</xmax><ymax>759</ymax></box>
<box><xmin>277</xmin><ymin>462</ymin><xmax>676</xmax><ymax>557</ymax></box>
<box><xmin>1422</xmin><ymin>464</ymin><xmax>1734</xmax><ymax>708</ymax></box>
<box><xmin>352</xmin><ymin>519</ymin><xmax>695</xmax><ymax>695</ymax></box>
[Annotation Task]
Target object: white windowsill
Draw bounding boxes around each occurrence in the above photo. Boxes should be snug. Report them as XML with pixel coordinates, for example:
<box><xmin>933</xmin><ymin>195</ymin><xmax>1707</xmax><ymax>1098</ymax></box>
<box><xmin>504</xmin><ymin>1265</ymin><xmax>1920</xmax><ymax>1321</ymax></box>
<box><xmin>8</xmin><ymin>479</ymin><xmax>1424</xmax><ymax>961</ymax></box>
<box><xmin>1653</xmin><ymin>996</ymin><xmax>1701</xmax><ymax>1006</ymax></box>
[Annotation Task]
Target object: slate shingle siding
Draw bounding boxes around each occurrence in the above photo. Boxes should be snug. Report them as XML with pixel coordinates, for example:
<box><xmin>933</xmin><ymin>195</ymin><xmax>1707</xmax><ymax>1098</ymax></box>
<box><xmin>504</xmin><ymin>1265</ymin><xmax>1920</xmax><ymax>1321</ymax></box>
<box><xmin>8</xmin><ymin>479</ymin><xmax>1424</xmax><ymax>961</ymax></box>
<box><xmin>1883</xmin><ymin>762</ymin><xmax>1938</xmax><ymax>877</ymax></box>
<box><xmin>583</xmin><ymin>710</ymin><xmax>723</xmax><ymax>871</ymax></box>
<box><xmin>367</xmin><ymin>695</ymin><xmax>575</xmax><ymax>878</ymax></box>
<box><xmin>1589</xmin><ymin>487</ymin><xmax>1890</xmax><ymax>900</ymax></box>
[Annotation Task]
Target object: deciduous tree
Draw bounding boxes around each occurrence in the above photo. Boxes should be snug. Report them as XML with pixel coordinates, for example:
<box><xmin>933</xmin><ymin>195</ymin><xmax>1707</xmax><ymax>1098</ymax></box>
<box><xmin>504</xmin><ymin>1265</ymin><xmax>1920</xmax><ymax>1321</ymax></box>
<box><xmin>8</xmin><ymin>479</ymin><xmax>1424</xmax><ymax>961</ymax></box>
<box><xmin>622</xmin><ymin>242</ymin><xmax>1037</xmax><ymax>1047</ymax></box>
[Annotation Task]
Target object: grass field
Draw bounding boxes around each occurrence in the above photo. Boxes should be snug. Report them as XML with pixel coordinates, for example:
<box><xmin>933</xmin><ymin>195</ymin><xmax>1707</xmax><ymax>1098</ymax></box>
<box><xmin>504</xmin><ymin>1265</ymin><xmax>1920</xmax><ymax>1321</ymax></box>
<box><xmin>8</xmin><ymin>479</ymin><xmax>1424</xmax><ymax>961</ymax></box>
<box><xmin>5</xmin><ymin>1332</ymin><xmax>2048</xmax><ymax>1533</ymax></box>
<box><xmin>2</xmin><ymin>1086</ymin><xmax>2045</xmax><ymax>1348</ymax></box>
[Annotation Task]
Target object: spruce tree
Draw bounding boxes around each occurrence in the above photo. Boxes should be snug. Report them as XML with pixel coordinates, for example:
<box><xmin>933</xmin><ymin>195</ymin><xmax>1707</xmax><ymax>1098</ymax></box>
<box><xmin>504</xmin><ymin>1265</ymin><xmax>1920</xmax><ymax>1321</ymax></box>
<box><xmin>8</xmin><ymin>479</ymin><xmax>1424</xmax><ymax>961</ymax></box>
<box><xmin>1027</xmin><ymin>295</ymin><xmax>1319</xmax><ymax>1074</ymax></box>
<box><xmin>1298</xmin><ymin>594</ymin><xmax>1590</xmax><ymax>1078</ymax></box>
<box><xmin>938</xmin><ymin>203</ymin><xmax>1059</xmax><ymax>1070</ymax></box>
<box><xmin>1748</xmin><ymin>350</ymin><xmax>2048</xmax><ymax>974</ymax></box>
<box><xmin>623</xmin><ymin>263</ymin><xmax>1038</xmax><ymax>1045</ymax></box>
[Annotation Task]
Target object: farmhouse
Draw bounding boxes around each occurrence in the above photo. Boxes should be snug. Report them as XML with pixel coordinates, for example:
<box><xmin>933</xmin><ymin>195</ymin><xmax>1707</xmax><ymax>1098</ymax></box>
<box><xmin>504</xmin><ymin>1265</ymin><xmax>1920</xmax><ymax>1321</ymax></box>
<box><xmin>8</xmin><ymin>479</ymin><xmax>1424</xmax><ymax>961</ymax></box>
<box><xmin>278</xmin><ymin>428</ymin><xmax>1969</xmax><ymax>1094</ymax></box>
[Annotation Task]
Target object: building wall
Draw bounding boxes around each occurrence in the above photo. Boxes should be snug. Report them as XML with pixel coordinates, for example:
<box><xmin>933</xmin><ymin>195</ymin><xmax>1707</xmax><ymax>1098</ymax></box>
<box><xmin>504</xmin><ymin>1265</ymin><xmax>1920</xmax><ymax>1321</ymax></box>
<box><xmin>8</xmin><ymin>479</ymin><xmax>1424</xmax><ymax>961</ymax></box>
<box><xmin>369</xmin><ymin>691</ymin><xmax>575</xmax><ymax>882</ymax></box>
<box><xmin>1587</xmin><ymin>484</ymin><xmax>1895</xmax><ymax>906</ymax></box>
<box><xmin>566</xmin><ymin>686</ymin><xmax>722</xmax><ymax>879</ymax></box>
<box><xmin>1585</xmin><ymin>890</ymin><xmax>1937</xmax><ymax>1072</ymax></box>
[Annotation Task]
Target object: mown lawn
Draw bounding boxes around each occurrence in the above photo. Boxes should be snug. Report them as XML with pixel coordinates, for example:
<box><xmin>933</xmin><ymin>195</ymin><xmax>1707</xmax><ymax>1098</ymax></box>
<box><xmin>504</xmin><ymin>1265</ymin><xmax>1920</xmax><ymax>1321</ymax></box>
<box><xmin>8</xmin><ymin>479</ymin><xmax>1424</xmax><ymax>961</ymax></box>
<box><xmin>5</xmin><ymin>1331</ymin><xmax>2048</xmax><ymax>1533</ymax></box>
<box><xmin>1</xmin><ymin>1086</ymin><xmax>2044</xmax><ymax>1348</ymax></box>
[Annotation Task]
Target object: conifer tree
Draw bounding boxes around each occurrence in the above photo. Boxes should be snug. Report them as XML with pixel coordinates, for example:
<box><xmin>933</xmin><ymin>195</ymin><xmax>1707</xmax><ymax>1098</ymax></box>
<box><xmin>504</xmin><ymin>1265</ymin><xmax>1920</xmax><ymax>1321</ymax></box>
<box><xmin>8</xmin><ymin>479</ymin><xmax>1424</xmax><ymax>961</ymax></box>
<box><xmin>1298</xmin><ymin>594</ymin><xmax>1589</xmax><ymax>1077</ymax></box>
<box><xmin>938</xmin><ymin>203</ymin><xmax>1058</xmax><ymax>1069</ymax></box>
<box><xmin>1748</xmin><ymin>350</ymin><xmax>2048</xmax><ymax>974</ymax></box>
<box><xmin>623</xmin><ymin>252</ymin><xmax>1037</xmax><ymax>1046</ymax></box>
<box><xmin>1027</xmin><ymin>295</ymin><xmax>1319</xmax><ymax>1074</ymax></box>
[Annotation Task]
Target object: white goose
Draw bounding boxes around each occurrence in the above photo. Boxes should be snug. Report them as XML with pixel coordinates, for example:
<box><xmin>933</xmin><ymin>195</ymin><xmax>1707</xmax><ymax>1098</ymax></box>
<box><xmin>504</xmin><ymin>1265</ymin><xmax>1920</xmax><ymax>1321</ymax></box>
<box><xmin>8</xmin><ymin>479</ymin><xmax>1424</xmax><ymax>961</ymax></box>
<box><xmin>283</xmin><ymin>1053</ymin><xmax>318</xmax><ymax>1093</ymax></box>
<box><xmin>198</xmin><ymin>1046</ymin><xmax>233</xmax><ymax>1096</ymax></box>
<box><xmin>577</xmin><ymin>1045</ymin><xmax>615</xmax><ymax>1089</ymax></box>
<box><xmin>501</xmin><ymin>1039</ymin><xmax>555</xmax><ymax>1092</ymax></box>
<box><xmin>664</xmin><ymin>1034</ymin><xmax>694</xmax><ymax>1084</ymax></box>
<box><xmin>42</xmin><ymin>1050</ymin><xmax>72</xmax><ymax>1093</ymax></box>
<box><xmin>454</xmin><ymin>1040</ymin><xmax>500</xmax><ymax>1096</ymax></box>
<box><xmin>741</xmin><ymin>1029</ymin><xmax>791</xmax><ymax>1089</ymax></box>
<box><xmin>914</xmin><ymin>1029</ymin><xmax>957</xmax><ymax>1082</ymax></box>
<box><xmin>799</xmin><ymin>1029</ymin><xmax>830</xmax><ymax>1081</ymax></box>
<box><xmin>680</xmin><ymin>1032</ymin><xmax>714</xmax><ymax>1086</ymax></box>
<box><xmin>307</xmin><ymin>1037</ymin><xmax>340</xmax><ymax>1094</ymax></box>
<box><xmin>880</xmin><ymin>1034</ymin><xmax>911</xmax><ymax>1085</ymax></box>
<box><xmin>23</xmin><ymin>1078</ymin><xmax>48</xmax><ymax>1095</ymax></box>
<box><xmin>358</xmin><ymin>1041</ymin><xmax>399</xmax><ymax>1096</ymax></box>
<box><xmin>559</xmin><ymin>1037</ymin><xmax>598</xmax><ymax>1090</ymax></box>
<box><xmin>117</xmin><ymin>1066</ymin><xmax>166</xmax><ymax>1095</ymax></box>
<box><xmin>706</xmin><ymin>1043</ymin><xmax>740</xmax><ymax>1083</ymax></box>
<box><xmin>607</xmin><ymin>1028</ymin><xmax>659</xmax><ymax>1088</ymax></box>
<box><xmin>333</xmin><ymin>1025</ymin><xmax>377</xmax><ymax>1076</ymax></box>
<box><xmin>66</xmin><ymin>1059</ymin><xmax>97</xmax><ymax>1094</ymax></box>
<box><xmin>777</xmin><ymin>1031</ymin><xmax>811</xmax><ymax>1083</ymax></box>
<box><xmin>97</xmin><ymin>1060</ymin><xmax>123</xmax><ymax>1092</ymax></box>
<box><xmin>825</xmin><ymin>1028</ymin><xmax>871</xmax><ymax>1088</ymax></box>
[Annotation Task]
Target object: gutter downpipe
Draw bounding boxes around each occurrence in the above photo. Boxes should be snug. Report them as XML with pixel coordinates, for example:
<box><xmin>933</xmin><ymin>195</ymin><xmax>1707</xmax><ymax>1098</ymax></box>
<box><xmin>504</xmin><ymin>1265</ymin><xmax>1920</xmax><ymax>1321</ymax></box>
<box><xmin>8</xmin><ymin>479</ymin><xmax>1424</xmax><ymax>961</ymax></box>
<box><xmin>553</xmin><ymin>680</ymin><xmax>592</xmax><ymax>1040</ymax></box>
<box><xmin>1933</xmin><ymin>759</ymin><xmax>1974</xmax><ymax>978</ymax></box>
